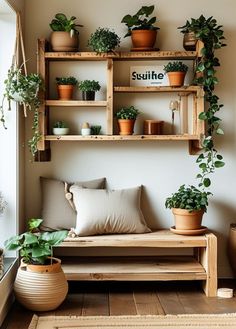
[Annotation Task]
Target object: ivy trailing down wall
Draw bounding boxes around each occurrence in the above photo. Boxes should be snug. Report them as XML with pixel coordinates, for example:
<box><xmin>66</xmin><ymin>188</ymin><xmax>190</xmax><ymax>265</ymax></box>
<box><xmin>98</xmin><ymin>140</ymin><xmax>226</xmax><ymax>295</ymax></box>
<box><xmin>179</xmin><ymin>15</ymin><xmax>226</xmax><ymax>189</ymax></box>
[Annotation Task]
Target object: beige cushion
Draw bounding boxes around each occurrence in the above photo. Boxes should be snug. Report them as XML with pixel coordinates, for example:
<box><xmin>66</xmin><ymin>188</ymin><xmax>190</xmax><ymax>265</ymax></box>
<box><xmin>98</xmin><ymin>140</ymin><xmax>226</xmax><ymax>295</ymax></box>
<box><xmin>40</xmin><ymin>177</ymin><xmax>106</xmax><ymax>231</ymax></box>
<box><xmin>70</xmin><ymin>186</ymin><xmax>151</xmax><ymax>236</ymax></box>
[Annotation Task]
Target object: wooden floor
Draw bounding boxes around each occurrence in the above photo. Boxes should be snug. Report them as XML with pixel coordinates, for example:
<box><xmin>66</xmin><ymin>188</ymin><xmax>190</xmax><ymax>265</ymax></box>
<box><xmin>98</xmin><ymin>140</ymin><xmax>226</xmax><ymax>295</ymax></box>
<box><xmin>3</xmin><ymin>281</ymin><xmax>236</xmax><ymax>329</ymax></box>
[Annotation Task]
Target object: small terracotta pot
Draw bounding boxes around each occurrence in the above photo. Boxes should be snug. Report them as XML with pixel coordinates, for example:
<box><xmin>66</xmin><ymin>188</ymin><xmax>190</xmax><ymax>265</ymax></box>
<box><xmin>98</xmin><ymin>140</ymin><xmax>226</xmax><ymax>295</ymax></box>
<box><xmin>57</xmin><ymin>85</ymin><xmax>74</xmax><ymax>100</ymax></box>
<box><xmin>131</xmin><ymin>30</ymin><xmax>157</xmax><ymax>50</ymax></box>
<box><xmin>118</xmin><ymin>119</ymin><xmax>135</xmax><ymax>135</ymax></box>
<box><xmin>172</xmin><ymin>208</ymin><xmax>204</xmax><ymax>230</ymax></box>
<box><xmin>167</xmin><ymin>72</ymin><xmax>186</xmax><ymax>87</ymax></box>
<box><xmin>50</xmin><ymin>31</ymin><xmax>79</xmax><ymax>52</ymax></box>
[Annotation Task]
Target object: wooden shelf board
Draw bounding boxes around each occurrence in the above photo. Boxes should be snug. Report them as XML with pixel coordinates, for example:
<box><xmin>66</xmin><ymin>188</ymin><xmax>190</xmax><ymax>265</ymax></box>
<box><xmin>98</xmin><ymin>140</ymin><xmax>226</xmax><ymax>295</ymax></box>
<box><xmin>60</xmin><ymin>230</ymin><xmax>207</xmax><ymax>248</ymax></box>
<box><xmin>44</xmin><ymin>51</ymin><xmax>197</xmax><ymax>61</ymax></box>
<box><xmin>45</xmin><ymin>100</ymin><xmax>107</xmax><ymax>107</ymax></box>
<box><xmin>61</xmin><ymin>256</ymin><xmax>207</xmax><ymax>281</ymax></box>
<box><xmin>45</xmin><ymin>135</ymin><xmax>199</xmax><ymax>141</ymax></box>
<box><xmin>114</xmin><ymin>86</ymin><xmax>201</xmax><ymax>93</ymax></box>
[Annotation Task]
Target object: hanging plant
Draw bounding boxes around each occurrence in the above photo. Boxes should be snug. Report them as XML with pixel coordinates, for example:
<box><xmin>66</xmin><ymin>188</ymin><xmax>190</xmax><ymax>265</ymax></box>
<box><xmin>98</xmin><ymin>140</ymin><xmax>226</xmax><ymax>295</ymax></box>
<box><xmin>0</xmin><ymin>65</ymin><xmax>43</xmax><ymax>157</ymax></box>
<box><xmin>179</xmin><ymin>15</ymin><xmax>226</xmax><ymax>188</ymax></box>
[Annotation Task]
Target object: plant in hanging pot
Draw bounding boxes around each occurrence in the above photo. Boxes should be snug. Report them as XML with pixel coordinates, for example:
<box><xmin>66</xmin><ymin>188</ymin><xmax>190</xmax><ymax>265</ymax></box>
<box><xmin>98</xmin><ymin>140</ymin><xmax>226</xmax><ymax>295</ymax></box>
<box><xmin>50</xmin><ymin>13</ymin><xmax>83</xmax><ymax>51</ymax></box>
<box><xmin>0</xmin><ymin>65</ymin><xmax>43</xmax><ymax>157</ymax></box>
<box><xmin>116</xmin><ymin>106</ymin><xmax>140</xmax><ymax>135</ymax></box>
<box><xmin>56</xmin><ymin>76</ymin><xmax>78</xmax><ymax>100</ymax></box>
<box><xmin>165</xmin><ymin>185</ymin><xmax>212</xmax><ymax>233</ymax></box>
<box><xmin>88</xmin><ymin>27</ymin><xmax>120</xmax><ymax>53</ymax></box>
<box><xmin>53</xmin><ymin>121</ymin><xmax>69</xmax><ymax>135</ymax></box>
<box><xmin>4</xmin><ymin>218</ymin><xmax>68</xmax><ymax>311</ymax></box>
<box><xmin>178</xmin><ymin>20</ymin><xmax>198</xmax><ymax>51</ymax></box>
<box><xmin>163</xmin><ymin>61</ymin><xmax>188</xmax><ymax>87</ymax></box>
<box><xmin>121</xmin><ymin>5</ymin><xmax>159</xmax><ymax>50</ymax></box>
<box><xmin>79</xmin><ymin>80</ymin><xmax>101</xmax><ymax>100</ymax></box>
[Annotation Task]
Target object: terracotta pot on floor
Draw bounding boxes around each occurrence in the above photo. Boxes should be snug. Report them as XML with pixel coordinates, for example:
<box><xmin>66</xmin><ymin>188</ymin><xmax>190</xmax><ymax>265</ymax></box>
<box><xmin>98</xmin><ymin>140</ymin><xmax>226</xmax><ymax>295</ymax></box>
<box><xmin>172</xmin><ymin>208</ymin><xmax>204</xmax><ymax>230</ymax></box>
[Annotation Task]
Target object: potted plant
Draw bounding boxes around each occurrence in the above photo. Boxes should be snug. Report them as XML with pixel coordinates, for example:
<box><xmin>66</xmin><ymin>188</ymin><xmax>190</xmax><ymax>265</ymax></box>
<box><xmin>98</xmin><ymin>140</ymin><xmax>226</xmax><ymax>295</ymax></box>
<box><xmin>165</xmin><ymin>185</ymin><xmax>212</xmax><ymax>232</ymax></box>
<box><xmin>49</xmin><ymin>13</ymin><xmax>83</xmax><ymax>51</ymax></box>
<box><xmin>121</xmin><ymin>5</ymin><xmax>159</xmax><ymax>50</ymax></box>
<box><xmin>53</xmin><ymin>121</ymin><xmax>69</xmax><ymax>135</ymax></box>
<box><xmin>163</xmin><ymin>61</ymin><xmax>188</xmax><ymax>87</ymax></box>
<box><xmin>4</xmin><ymin>218</ymin><xmax>68</xmax><ymax>311</ymax></box>
<box><xmin>178</xmin><ymin>20</ymin><xmax>197</xmax><ymax>51</ymax></box>
<box><xmin>79</xmin><ymin>80</ymin><xmax>101</xmax><ymax>100</ymax></box>
<box><xmin>88</xmin><ymin>27</ymin><xmax>120</xmax><ymax>53</ymax></box>
<box><xmin>116</xmin><ymin>106</ymin><xmax>140</xmax><ymax>135</ymax></box>
<box><xmin>56</xmin><ymin>76</ymin><xmax>78</xmax><ymax>100</ymax></box>
<box><xmin>91</xmin><ymin>125</ymin><xmax>102</xmax><ymax>135</ymax></box>
<box><xmin>0</xmin><ymin>65</ymin><xmax>43</xmax><ymax>157</ymax></box>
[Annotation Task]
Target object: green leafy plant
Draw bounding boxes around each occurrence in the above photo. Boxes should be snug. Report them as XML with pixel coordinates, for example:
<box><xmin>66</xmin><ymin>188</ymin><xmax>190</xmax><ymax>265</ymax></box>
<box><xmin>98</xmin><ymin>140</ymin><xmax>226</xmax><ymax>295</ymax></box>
<box><xmin>53</xmin><ymin>121</ymin><xmax>68</xmax><ymax>128</ymax></box>
<box><xmin>116</xmin><ymin>106</ymin><xmax>140</xmax><ymax>120</ymax></box>
<box><xmin>179</xmin><ymin>15</ymin><xmax>226</xmax><ymax>188</ymax></box>
<box><xmin>121</xmin><ymin>5</ymin><xmax>159</xmax><ymax>37</ymax></box>
<box><xmin>163</xmin><ymin>61</ymin><xmax>188</xmax><ymax>73</ymax></box>
<box><xmin>165</xmin><ymin>185</ymin><xmax>212</xmax><ymax>212</ymax></box>
<box><xmin>0</xmin><ymin>65</ymin><xmax>43</xmax><ymax>157</ymax></box>
<box><xmin>79</xmin><ymin>80</ymin><xmax>101</xmax><ymax>92</ymax></box>
<box><xmin>4</xmin><ymin>219</ymin><xmax>68</xmax><ymax>265</ymax></box>
<box><xmin>88</xmin><ymin>28</ymin><xmax>120</xmax><ymax>53</ymax></box>
<box><xmin>49</xmin><ymin>13</ymin><xmax>83</xmax><ymax>36</ymax></box>
<box><xmin>91</xmin><ymin>125</ymin><xmax>102</xmax><ymax>135</ymax></box>
<box><xmin>56</xmin><ymin>76</ymin><xmax>78</xmax><ymax>85</ymax></box>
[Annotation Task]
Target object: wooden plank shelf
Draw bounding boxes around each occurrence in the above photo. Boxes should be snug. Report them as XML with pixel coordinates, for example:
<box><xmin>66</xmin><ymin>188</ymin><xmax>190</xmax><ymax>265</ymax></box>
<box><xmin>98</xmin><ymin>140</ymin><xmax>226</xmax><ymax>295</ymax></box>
<box><xmin>114</xmin><ymin>86</ymin><xmax>201</xmax><ymax>93</ymax></box>
<box><xmin>44</xmin><ymin>50</ymin><xmax>197</xmax><ymax>61</ymax></box>
<box><xmin>61</xmin><ymin>256</ymin><xmax>207</xmax><ymax>281</ymax></box>
<box><xmin>45</xmin><ymin>100</ymin><xmax>107</xmax><ymax>107</ymax></box>
<box><xmin>45</xmin><ymin>135</ymin><xmax>199</xmax><ymax>142</ymax></box>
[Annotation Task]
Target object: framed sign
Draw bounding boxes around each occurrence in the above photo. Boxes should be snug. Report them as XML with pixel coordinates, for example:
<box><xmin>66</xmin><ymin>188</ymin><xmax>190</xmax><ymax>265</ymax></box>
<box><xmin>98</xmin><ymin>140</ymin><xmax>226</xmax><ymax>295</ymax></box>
<box><xmin>130</xmin><ymin>66</ymin><xmax>169</xmax><ymax>86</ymax></box>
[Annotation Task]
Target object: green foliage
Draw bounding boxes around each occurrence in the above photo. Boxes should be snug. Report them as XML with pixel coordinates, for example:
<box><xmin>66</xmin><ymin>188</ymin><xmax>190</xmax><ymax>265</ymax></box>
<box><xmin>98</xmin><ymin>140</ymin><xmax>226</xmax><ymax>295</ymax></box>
<box><xmin>0</xmin><ymin>65</ymin><xmax>43</xmax><ymax>157</ymax></box>
<box><xmin>116</xmin><ymin>106</ymin><xmax>140</xmax><ymax>120</ymax></box>
<box><xmin>49</xmin><ymin>13</ymin><xmax>83</xmax><ymax>35</ymax></box>
<box><xmin>165</xmin><ymin>185</ymin><xmax>212</xmax><ymax>212</ymax></box>
<box><xmin>53</xmin><ymin>121</ymin><xmax>68</xmax><ymax>128</ymax></box>
<box><xmin>121</xmin><ymin>5</ymin><xmax>159</xmax><ymax>37</ymax></box>
<box><xmin>56</xmin><ymin>76</ymin><xmax>78</xmax><ymax>85</ymax></box>
<box><xmin>163</xmin><ymin>61</ymin><xmax>188</xmax><ymax>73</ymax></box>
<box><xmin>91</xmin><ymin>125</ymin><xmax>102</xmax><ymax>135</ymax></box>
<box><xmin>88</xmin><ymin>28</ymin><xmax>120</xmax><ymax>53</ymax></box>
<box><xmin>4</xmin><ymin>219</ymin><xmax>68</xmax><ymax>265</ymax></box>
<box><xmin>79</xmin><ymin>80</ymin><xmax>101</xmax><ymax>92</ymax></box>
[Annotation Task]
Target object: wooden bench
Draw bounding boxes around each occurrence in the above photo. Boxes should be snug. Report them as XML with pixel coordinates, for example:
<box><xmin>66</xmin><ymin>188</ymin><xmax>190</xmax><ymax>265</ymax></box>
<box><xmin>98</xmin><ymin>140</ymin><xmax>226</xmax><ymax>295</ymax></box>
<box><xmin>57</xmin><ymin>229</ymin><xmax>217</xmax><ymax>297</ymax></box>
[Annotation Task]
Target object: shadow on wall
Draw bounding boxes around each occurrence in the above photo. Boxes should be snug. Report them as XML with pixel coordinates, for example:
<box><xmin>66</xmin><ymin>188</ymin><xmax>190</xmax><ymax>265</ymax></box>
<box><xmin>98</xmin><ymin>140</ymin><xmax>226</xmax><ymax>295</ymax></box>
<box><xmin>141</xmin><ymin>186</ymin><xmax>160</xmax><ymax>230</ymax></box>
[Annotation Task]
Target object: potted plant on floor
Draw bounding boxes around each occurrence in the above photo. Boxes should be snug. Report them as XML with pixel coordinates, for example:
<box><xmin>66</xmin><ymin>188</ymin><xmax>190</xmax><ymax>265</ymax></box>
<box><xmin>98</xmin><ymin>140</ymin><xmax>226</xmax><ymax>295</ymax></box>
<box><xmin>50</xmin><ymin>13</ymin><xmax>83</xmax><ymax>51</ymax></box>
<box><xmin>165</xmin><ymin>185</ymin><xmax>212</xmax><ymax>234</ymax></box>
<box><xmin>88</xmin><ymin>27</ymin><xmax>120</xmax><ymax>53</ymax></box>
<box><xmin>163</xmin><ymin>61</ymin><xmax>188</xmax><ymax>87</ymax></box>
<box><xmin>56</xmin><ymin>76</ymin><xmax>78</xmax><ymax>100</ymax></box>
<box><xmin>79</xmin><ymin>80</ymin><xmax>101</xmax><ymax>100</ymax></box>
<box><xmin>121</xmin><ymin>5</ymin><xmax>159</xmax><ymax>50</ymax></box>
<box><xmin>53</xmin><ymin>121</ymin><xmax>69</xmax><ymax>135</ymax></box>
<box><xmin>116</xmin><ymin>106</ymin><xmax>140</xmax><ymax>135</ymax></box>
<box><xmin>4</xmin><ymin>218</ymin><xmax>68</xmax><ymax>311</ymax></box>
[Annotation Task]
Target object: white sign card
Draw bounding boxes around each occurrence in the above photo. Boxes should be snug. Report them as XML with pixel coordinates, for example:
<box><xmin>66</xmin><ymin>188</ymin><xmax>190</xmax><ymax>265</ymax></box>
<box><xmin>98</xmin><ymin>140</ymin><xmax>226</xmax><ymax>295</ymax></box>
<box><xmin>130</xmin><ymin>66</ymin><xmax>169</xmax><ymax>86</ymax></box>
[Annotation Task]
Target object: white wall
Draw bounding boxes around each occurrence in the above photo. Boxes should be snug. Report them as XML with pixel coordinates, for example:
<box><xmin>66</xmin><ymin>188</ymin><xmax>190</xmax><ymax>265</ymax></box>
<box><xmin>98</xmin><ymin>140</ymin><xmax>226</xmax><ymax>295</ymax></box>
<box><xmin>24</xmin><ymin>0</ymin><xmax>236</xmax><ymax>277</ymax></box>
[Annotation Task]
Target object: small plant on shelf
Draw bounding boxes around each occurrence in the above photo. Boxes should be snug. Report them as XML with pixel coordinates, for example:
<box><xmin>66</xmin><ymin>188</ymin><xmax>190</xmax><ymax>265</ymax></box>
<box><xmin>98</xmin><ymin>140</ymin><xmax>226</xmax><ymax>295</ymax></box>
<box><xmin>163</xmin><ymin>61</ymin><xmax>188</xmax><ymax>73</ymax></box>
<box><xmin>88</xmin><ymin>27</ymin><xmax>120</xmax><ymax>53</ymax></box>
<box><xmin>163</xmin><ymin>61</ymin><xmax>188</xmax><ymax>87</ymax></box>
<box><xmin>55</xmin><ymin>76</ymin><xmax>78</xmax><ymax>100</ymax></box>
<box><xmin>56</xmin><ymin>77</ymin><xmax>78</xmax><ymax>85</ymax></box>
<box><xmin>116</xmin><ymin>106</ymin><xmax>140</xmax><ymax>136</ymax></box>
<box><xmin>53</xmin><ymin>121</ymin><xmax>68</xmax><ymax>128</ymax></box>
<box><xmin>91</xmin><ymin>125</ymin><xmax>102</xmax><ymax>135</ymax></box>
<box><xmin>79</xmin><ymin>80</ymin><xmax>101</xmax><ymax>101</ymax></box>
<box><xmin>50</xmin><ymin>13</ymin><xmax>83</xmax><ymax>35</ymax></box>
<box><xmin>121</xmin><ymin>5</ymin><xmax>159</xmax><ymax>50</ymax></box>
<box><xmin>53</xmin><ymin>121</ymin><xmax>69</xmax><ymax>135</ymax></box>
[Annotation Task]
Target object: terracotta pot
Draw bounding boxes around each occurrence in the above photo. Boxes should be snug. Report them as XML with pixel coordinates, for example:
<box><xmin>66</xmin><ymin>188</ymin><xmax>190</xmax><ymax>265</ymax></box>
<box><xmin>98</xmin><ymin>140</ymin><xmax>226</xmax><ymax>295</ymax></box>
<box><xmin>14</xmin><ymin>258</ymin><xmax>68</xmax><ymax>311</ymax></box>
<box><xmin>118</xmin><ymin>119</ymin><xmax>135</xmax><ymax>135</ymax></box>
<box><xmin>57</xmin><ymin>85</ymin><xmax>74</xmax><ymax>100</ymax></box>
<box><xmin>27</xmin><ymin>257</ymin><xmax>62</xmax><ymax>273</ymax></box>
<box><xmin>82</xmin><ymin>91</ymin><xmax>95</xmax><ymax>101</ymax></box>
<box><xmin>183</xmin><ymin>32</ymin><xmax>197</xmax><ymax>51</ymax></box>
<box><xmin>50</xmin><ymin>31</ymin><xmax>79</xmax><ymax>52</ymax></box>
<box><xmin>167</xmin><ymin>72</ymin><xmax>186</xmax><ymax>87</ymax></box>
<box><xmin>228</xmin><ymin>224</ymin><xmax>236</xmax><ymax>277</ymax></box>
<box><xmin>172</xmin><ymin>208</ymin><xmax>204</xmax><ymax>230</ymax></box>
<box><xmin>131</xmin><ymin>30</ymin><xmax>157</xmax><ymax>50</ymax></box>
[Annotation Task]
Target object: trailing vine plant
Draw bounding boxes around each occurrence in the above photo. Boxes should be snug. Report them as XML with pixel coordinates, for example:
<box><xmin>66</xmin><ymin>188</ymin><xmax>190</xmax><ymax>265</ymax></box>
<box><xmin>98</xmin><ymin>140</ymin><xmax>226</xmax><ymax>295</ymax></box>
<box><xmin>179</xmin><ymin>15</ymin><xmax>226</xmax><ymax>189</ymax></box>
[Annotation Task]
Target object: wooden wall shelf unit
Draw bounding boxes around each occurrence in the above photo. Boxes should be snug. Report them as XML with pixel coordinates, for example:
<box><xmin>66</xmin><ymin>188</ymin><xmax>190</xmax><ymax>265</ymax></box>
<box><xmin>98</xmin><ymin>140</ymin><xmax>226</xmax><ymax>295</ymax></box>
<box><xmin>37</xmin><ymin>39</ymin><xmax>205</xmax><ymax>160</ymax></box>
<box><xmin>56</xmin><ymin>230</ymin><xmax>217</xmax><ymax>297</ymax></box>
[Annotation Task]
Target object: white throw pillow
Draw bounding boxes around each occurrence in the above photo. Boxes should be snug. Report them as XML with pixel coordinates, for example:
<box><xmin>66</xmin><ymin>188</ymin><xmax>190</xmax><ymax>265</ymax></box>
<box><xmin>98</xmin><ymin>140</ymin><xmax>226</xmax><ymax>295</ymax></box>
<box><xmin>70</xmin><ymin>186</ymin><xmax>151</xmax><ymax>236</ymax></box>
